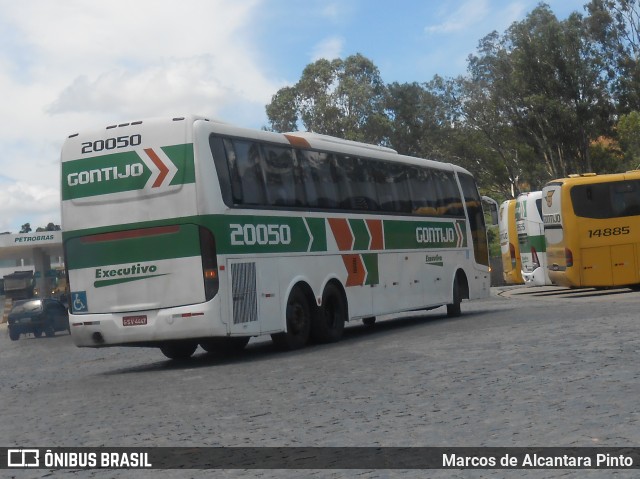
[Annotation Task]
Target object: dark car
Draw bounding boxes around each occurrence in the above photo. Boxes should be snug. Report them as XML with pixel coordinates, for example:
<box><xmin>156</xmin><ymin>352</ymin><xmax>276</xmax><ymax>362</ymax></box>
<box><xmin>7</xmin><ymin>299</ymin><xmax>70</xmax><ymax>341</ymax></box>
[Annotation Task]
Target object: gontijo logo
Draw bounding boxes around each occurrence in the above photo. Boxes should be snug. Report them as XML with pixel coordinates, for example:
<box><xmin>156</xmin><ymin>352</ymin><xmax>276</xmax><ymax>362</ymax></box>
<box><xmin>62</xmin><ymin>144</ymin><xmax>194</xmax><ymax>201</ymax></box>
<box><xmin>66</xmin><ymin>149</ymin><xmax>176</xmax><ymax>189</ymax></box>
<box><xmin>67</xmin><ymin>163</ymin><xmax>144</xmax><ymax>186</ymax></box>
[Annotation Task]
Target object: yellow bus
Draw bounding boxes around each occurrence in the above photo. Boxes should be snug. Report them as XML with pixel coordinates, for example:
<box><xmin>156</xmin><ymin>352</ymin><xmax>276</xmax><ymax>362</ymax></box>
<box><xmin>542</xmin><ymin>171</ymin><xmax>640</xmax><ymax>288</ymax></box>
<box><xmin>498</xmin><ymin>199</ymin><xmax>523</xmax><ymax>284</ymax></box>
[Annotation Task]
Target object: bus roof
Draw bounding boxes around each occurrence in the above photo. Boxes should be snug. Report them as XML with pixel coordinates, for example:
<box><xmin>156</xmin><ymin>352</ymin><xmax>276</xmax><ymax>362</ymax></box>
<box><xmin>545</xmin><ymin>170</ymin><xmax>640</xmax><ymax>187</ymax></box>
<box><xmin>64</xmin><ymin>115</ymin><xmax>472</xmax><ymax>176</ymax></box>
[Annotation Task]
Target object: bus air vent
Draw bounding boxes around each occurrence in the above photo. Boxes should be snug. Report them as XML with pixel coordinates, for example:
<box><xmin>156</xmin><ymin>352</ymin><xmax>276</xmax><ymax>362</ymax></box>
<box><xmin>230</xmin><ymin>262</ymin><xmax>258</xmax><ymax>324</ymax></box>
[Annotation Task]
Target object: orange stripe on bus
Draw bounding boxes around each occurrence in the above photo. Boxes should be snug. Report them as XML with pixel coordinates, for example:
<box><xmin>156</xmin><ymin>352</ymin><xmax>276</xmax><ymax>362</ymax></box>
<box><xmin>144</xmin><ymin>148</ymin><xmax>169</xmax><ymax>188</ymax></box>
<box><xmin>283</xmin><ymin>134</ymin><xmax>311</xmax><ymax>149</ymax></box>
<box><xmin>342</xmin><ymin>254</ymin><xmax>365</xmax><ymax>287</ymax></box>
<box><xmin>366</xmin><ymin>219</ymin><xmax>384</xmax><ymax>250</ymax></box>
<box><xmin>328</xmin><ymin>218</ymin><xmax>354</xmax><ymax>251</ymax></box>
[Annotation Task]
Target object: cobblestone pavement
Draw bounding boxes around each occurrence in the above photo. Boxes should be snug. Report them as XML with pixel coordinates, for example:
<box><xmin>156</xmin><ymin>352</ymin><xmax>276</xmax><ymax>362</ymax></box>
<box><xmin>1</xmin><ymin>286</ymin><xmax>639</xmax><ymax>479</ymax></box>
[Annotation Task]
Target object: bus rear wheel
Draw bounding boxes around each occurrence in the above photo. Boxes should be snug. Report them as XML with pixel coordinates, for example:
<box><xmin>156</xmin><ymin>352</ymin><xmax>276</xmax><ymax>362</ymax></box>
<box><xmin>271</xmin><ymin>286</ymin><xmax>311</xmax><ymax>350</ymax></box>
<box><xmin>312</xmin><ymin>283</ymin><xmax>346</xmax><ymax>343</ymax></box>
<box><xmin>160</xmin><ymin>340</ymin><xmax>198</xmax><ymax>360</ymax></box>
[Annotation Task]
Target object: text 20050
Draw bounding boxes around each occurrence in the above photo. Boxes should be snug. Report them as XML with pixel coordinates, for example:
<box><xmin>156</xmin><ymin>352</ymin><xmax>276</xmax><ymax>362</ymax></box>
<box><xmin>81</xmin><ymin>134</ymin><xmax>142</xmax><ymax>154</ymax></box>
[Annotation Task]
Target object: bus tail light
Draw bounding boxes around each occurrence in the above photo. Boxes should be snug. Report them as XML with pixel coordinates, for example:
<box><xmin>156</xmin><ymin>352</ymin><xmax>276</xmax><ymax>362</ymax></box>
<box><xmin>509</xmin><ymin>243</ymin><xmax>517</xmax><ymax>267</ymax></box>
<box><xmin>531</xmin><ymin>247</ymin><xmax>540</xmax><ymax>268</ymax></box>
<box><xmin>565</xmin><ymin>248</ymin><xmax>574</xmax><ymax>268</ymax></box>
<box><xmin>199</xmin><ymin>226</ymin><xmax>219</xmax><ymax>300</ymax></box>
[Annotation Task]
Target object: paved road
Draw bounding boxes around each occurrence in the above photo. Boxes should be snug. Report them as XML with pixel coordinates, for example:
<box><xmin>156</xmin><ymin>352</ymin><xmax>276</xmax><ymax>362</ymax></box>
<box><xmin>1</xmin><ymin>286</ymin><xmax>639</xmax><ymax>478</ymax></box>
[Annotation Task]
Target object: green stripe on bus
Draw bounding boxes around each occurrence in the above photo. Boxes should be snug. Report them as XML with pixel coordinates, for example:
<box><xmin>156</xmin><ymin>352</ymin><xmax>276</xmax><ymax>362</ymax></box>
<box><xmin>206</xmin><ymin>216</ymin><xmax>323</xmax><ymax>255</ymax></box>
<box><xmin>519</xmin><ymin>234</ymin><xmax>547</xmax><ymax>253</ymax></box>
<box><xmin>64</xmin><ymin>215</ymin><xmax>471</xmax><ymax>271</ymax></box>
<box><xmin>383</xmin><ymin>219</ymin><xmax>467</xmax><ymax>250</ymax></box>
<box><xmin>65</xmin><ymin>224</ymin><xmax>202</xmax><ymax>270</ymax></box>
<box><xmin>362</xmin><ymin>253</ymin><xmax>379</xmax><ymax>285</ymax></box>
<box><xmin>94</xmin><ymin>274</ymin><xmax>169</xmax><ymax>288</ymax></box>
<box><xmin>349</xmin><ymin>219</ymin><xmax>370</xmax><ymax>251</ymax></box>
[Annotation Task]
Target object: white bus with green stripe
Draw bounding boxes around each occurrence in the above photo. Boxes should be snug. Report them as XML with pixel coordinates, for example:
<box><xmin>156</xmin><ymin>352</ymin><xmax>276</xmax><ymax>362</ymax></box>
<box><xmin>61</xmin><ymin>116</ymin><xmax>492</xmax><ymax>359</ymax></box>
<box><xmin>515</xmin><ymin>191</ymin><xmax>553</xmax><ymax>286</ymax></box>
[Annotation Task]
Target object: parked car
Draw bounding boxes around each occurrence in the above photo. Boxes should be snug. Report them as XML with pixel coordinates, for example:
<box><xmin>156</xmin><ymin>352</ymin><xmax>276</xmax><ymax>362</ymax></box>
<box><xmin>7</xmin><ymin>299</ymin><xmax>70</xmax><ymax>341</ymax></box>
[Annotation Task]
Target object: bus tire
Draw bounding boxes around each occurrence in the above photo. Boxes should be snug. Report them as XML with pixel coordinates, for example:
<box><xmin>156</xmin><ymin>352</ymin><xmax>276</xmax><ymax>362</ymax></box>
<box><xmin>160</xmin><ymin>340</ymin><xmax>198</xmax><ymax>360</ymax></box>
<box><xmin>312</xmin><ymin>282</ymin><xmax>346</xmax><ymax>343</ymax></box>
<box><xmin>271</xmin><ymin>286</ymin><xmax>312</xmax><ymax>350</ymax></box>
<box><xmin>200</xmin><ymin>337</ymin><xmax>250</xmax><ymax>355</ymax></box>
<box><xmin>447</xmin><ymin>276</ymin><xmax>462</xmax><ymax>317</ymax></box>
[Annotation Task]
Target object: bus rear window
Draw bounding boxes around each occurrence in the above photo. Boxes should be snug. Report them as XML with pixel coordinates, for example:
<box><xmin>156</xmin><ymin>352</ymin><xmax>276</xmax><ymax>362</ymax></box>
<box><xmin>571</xmin><ymin>180</ymin><xmax>640</xmax><ymax>218</ymax></box>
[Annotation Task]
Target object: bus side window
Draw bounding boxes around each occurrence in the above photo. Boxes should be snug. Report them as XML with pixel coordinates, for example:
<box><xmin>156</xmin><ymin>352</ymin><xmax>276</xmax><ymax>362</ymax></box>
<box><xmin>222</xmin><ymin>138</ymin><xmax>244</xmax><ymax>204</ymax></box>
<box><xmin>407</xmin><ymin>167</ymin><xmax>438</xmax><ymax>216</ymax></box>
<box><xmin>459</xmin><ymin>172</ymin><xmax>489</xmax><ymax>266</ymax></box>
<box><xmin>438</xmin><ymin>170</ymin><xmax>464</xmax><ymax>217</ymax></box>
<box><xmin>262</xmin><ymin>145</ymin><xmax>297</xmax><ymax>206</ymax></box>
<box><xmin>392</xmin><ymin>164</ymin><xmax>412</xmax><ymax>213</ymax></box>
<box><xmin>344</xmin><ymin>157</ymin><xmax>378</xmax><ymax>211</ymax></box>
<box><xmin>374</xmin><ymin>162</ymin><xmax>411</xmax><ymax>213</ymax></box>
<box><xmin>299</xmin><ymin>150</ymin><xmax>338</xmax><ymax>208</ymax></box>
<box><xmin>331</xmin><ymin>155</ymin><xmax>354</xmax><ymax>210</ymax></box>
<box><xmin>234</xmin><ymin>140</ymin><xmax>268</xmax><ymax>206</ymax></box>
<box><xmin>209</xmin><ymin>135</ymin><xmax>234</xmax><ymax>206</ymax></box>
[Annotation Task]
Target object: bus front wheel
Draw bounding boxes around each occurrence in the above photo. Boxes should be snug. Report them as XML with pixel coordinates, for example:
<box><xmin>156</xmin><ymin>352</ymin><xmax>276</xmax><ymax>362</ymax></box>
<box><xmin>447</xmin><ymin>276</ymin><xmax>462</xmax><ymax>317</ymax></box>
<box><xmin>160</xmin><ymin>340</ymin><xmax>198</xmax><ymax>360</ymax></box>
<box><xmin>271</xmin><ymin>286</ymin><xmax>312</xmax><ymax>350</ymax></box>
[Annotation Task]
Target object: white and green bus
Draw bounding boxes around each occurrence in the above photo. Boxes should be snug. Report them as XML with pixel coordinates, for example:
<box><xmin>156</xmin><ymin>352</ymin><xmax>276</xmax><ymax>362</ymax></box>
<box><xmin>515</xmin><ymin>191</ymin><xmax>552</xmax><ymax>286</ymax></box>
<box><xmin>61</xmin><ymin>116</ymin><xmax>492</xmax><ymax>359</ymax></box>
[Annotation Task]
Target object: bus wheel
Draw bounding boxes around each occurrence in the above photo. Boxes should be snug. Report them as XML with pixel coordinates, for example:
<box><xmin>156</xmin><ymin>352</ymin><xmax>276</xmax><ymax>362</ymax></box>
<box><xmin>271</xmin><ymin>286</ymin><xmax>311</xmax><ymax>350</ymax></box>
<box><xmin>160</xmin><ymin>340</ymin><xmax>198</xmax><ymax>360</ymax></box>
<box><xmin>312</xmin><ymin>283</ymin><xmax>346</xmax><ymax>343</ymax></box>
<box><xmin>200</xmin><ymin>337</ymin><xmax>250</xmax><ymax>355</ymax></box>
<box><xmin>447</xmin><ymin>277</ymin><xmax>462</xmax><ymax>317</ymax></box>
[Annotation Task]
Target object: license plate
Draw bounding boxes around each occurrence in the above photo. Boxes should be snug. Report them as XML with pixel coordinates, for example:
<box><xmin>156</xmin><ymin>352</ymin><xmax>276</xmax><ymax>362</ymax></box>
<box><xmin>123</xmin><ymin>315</ymin><xmax>147</xmax><ymax>326</ymax></box>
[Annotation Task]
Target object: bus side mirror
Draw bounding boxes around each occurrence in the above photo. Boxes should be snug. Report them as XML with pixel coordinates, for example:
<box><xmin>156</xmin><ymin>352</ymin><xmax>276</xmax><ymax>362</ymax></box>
<box><xmin>482</xmin><ymin>196</ymin><xmax>499</xmax><ymax>226</ymax></box>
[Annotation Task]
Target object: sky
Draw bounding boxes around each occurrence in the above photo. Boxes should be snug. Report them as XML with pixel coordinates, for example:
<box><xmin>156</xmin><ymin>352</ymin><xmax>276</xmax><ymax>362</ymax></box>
<box><xmin>0</xmin><ymin>0</ymin><xmax>588</xmax><ymax>233</ymax></box>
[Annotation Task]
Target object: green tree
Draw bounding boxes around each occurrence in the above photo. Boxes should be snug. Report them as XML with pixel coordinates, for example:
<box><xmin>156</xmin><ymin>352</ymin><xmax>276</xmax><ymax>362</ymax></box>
<box><xmin>466</xmin><ymin>5</ymin><xmax>614</xmax><ymax>180</ymax></box>
<box><xmin>35</xmin><ymin>223</ymin><xmax>61</xmax><ymax>232</ymax></box>
<box><xmin>586</xmin><ymin>0</ymin><xmax>640</xmax><ymax>112</ymax></box>
<box><xmin>19</xmin><ymin>223</ymin><xmax>31</xmax><ymax>234</ymax></box>
<box><xmin>617</xmin><ymin>110</ymin><xmax>640</xmax><ymax>167</ymax></box>
<box><xmin>384</xmin><ymin>80</ymin><xmax>450</xmax><ymax>157</ymax></box>
<box><xmin>266</xmin><ymin>53</ymin><xmax>389</xmax><ymax>144</ymax></box>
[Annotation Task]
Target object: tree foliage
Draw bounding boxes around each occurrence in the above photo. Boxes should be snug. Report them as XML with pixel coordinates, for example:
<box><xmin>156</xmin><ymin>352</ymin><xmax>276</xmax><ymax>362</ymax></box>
<box><xmin>266</xmin><ymin>54</ymin><xmax>389</xmax><ymax>144</ymax></box>
<box><xmin>265</xmin><ymin>2</ymin><xmax>640</xmax><ymax>200</ymax></box>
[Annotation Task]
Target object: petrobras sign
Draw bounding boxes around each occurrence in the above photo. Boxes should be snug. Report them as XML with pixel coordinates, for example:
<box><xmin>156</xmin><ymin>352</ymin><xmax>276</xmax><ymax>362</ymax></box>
<box><xmin>0</xmin><ymin>231</ymin><xmax>62</xmax><ymax>248</ymax></box>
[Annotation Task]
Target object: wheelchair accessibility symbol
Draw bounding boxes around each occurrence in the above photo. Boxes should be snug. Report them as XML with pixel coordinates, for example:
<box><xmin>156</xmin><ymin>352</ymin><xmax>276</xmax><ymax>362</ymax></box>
<box><xmin>72</xmin><ymin>291</ymin><xmax>88</xmax><ymax>313</ymax></box>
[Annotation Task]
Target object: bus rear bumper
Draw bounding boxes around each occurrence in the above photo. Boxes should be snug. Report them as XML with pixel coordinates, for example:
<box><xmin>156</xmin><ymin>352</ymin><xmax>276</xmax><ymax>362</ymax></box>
<box><xmin>522</xmin><ymin>267</ymin><xmax>550</xmax><ymax>287</ymax></box>
<box><xmin>69</xmin><ymin>302</ymin><xmax>226</xmax><ymax>347</ymax></box>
